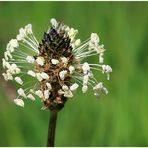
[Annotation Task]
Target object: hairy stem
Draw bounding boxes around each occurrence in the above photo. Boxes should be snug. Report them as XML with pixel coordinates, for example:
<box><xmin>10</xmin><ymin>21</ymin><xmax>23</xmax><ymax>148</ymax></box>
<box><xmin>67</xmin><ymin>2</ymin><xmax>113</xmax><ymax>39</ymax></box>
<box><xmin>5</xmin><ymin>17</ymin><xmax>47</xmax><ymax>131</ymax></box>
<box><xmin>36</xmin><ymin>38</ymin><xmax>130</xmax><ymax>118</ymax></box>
<box><xmin>47</xmin><ymin>110</ymin><xmax>58</xmax><ymax>147</ymax></box>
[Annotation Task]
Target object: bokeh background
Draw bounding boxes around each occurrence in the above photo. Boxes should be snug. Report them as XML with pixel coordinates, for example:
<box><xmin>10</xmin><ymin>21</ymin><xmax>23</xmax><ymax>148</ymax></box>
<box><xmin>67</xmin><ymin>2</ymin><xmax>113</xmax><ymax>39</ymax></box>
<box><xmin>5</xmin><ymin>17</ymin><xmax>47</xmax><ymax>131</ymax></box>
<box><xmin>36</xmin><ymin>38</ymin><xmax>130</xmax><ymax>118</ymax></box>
<box><xmin>0</xmin><ymin>1</ymin><xmax>148</xmax><ymax>147</ymax></box>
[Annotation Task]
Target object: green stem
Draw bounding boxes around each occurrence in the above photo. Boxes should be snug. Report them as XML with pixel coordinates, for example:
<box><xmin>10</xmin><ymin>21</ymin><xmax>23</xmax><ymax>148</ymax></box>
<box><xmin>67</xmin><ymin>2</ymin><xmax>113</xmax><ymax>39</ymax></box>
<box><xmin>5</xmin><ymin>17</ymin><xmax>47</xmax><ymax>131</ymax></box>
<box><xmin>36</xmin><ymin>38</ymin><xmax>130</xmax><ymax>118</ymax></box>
<box><xmin>47</xmin><ymin>110</ymin><xmax>58</xmax><ymax>147</ymax></box>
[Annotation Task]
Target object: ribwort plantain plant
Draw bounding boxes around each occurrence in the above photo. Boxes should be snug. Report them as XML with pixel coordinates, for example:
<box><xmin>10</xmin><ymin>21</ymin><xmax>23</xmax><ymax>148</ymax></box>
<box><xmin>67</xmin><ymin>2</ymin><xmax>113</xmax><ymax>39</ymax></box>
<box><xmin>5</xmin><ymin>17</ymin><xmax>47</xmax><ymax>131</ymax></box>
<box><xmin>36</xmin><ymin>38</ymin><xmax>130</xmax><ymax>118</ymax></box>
<box><xmin>2</xmin><ymin>18</ymin><xmax>112</xmax><ymax>146</ymax></box>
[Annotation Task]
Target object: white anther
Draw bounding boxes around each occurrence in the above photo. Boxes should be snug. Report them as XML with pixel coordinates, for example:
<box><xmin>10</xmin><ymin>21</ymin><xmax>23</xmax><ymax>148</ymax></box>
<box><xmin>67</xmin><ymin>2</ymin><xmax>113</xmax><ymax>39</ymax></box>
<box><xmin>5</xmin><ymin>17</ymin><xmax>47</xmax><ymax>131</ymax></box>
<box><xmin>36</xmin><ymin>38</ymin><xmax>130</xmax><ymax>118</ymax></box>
<box><xmin>44</xmin><ymin>90</ymin><xmax>50</xmax><ymax>100</ymax></box>
<box><xmin>18</xmin><ymin>88</ymin><xmax>26</xmax><ymax>98</ymax></box>
<box><xmin>59</xmin><ymin>70</ymin><xmax>67</xmax><ymax>80</ymax></box>
<box><xmin>62</xmin><ymin>85</ymin><xmax>69</xmax><ymax>91</ymax></box>
<box><xmin>50</xmin><ymin>18</ymin><xmax>58</xmax><ymax>28</ymax></box>
<box><xmin>70</xmin><ymin>83</ymin><xmax>79</xmax><ymax>91</ymax></box>
<box><xmin>14</xmin><ymin>99</ymin><xmax>24</xmax><ymax>107</ymax></box>
<box><xmin>41</xmin><ymin>72</ymin><xmax>49</xmax><ymax>80</ymax></box>
<box><xmin>35</xmin><ymin>90</ymin><xmax>43</xmax><ymax>98</ymax></box>
<box><xmin>15</xmin><ymin>77</ymin><xmax>23</xmax><ymax>85</ymax></box>
<box><xmin>46</xmin><ymin>83</ymin><xmax>52</xmax><ymax>90</ymax></box>
<box><xmin>83</xmin><ymin>75</ymin><xmax>89</xmax><ymax>85</ymax></box>
<box><xmin>82</xmin><ymin>62</ymin><xmax>90</xmax><ymax>74</ymax></box>
<box><xmin>25</xmin><ymin>24</ymin><xmax>32</xmax><ymax>34</ymax></box>
<box><xmin>36</xmin><ymin>73</ymin><xmax>43</xmax><ymax>81</ymax></box>
<box><xmin>51</xmin><ymin>59</ymin><xmax>59</xmax><ymax>65</ymax></box>
<box><xmin>36</xmin><ymin>57</ymin><xmax>45</xmax><ymax>66</ymax></box>
<box><xmin>61</xmin><ymin>57</ymin><xmax>68</xmax><ymax>64</ymax></box>
<box><xmin>27</xmin><ymin>94</ymin><xmax>35</xmax><ymax>101</ymax></box>
<box><xmin>69</xmin><ymin>66</ymin><xmax>75</xmax><ymax>74</ymax></box>
<box><xmin>82</xmin><ymin>85</ymin><xmax>88</xmax><ymax>93</ymax></box>
<box><xmin>26</xmin><ymin>56</ymin><xmax>35</xmax><ymax>63</ymax></box>
<box><xmin>93</xmin><ymin>82</ymin><xmax>103</xmax><ymax>91</ymax></box>
<box><xmin>27</xmin><ymin>70</ymin><xmax>36</xmax><ymax>77</ymax></box>
<box><xmin>75</xmin><ymin>39</ymin><xmax>81</xmax><ymax>47</ymax></box>
<box><xmin>9</xmin><ymin>39</ymin><xmax>19</xmax><ymax>48</ymax></box>
<box><xmin>64</xmin><ymin>90</ymin><xmax>73</xmax><ymax>98</ymax></box>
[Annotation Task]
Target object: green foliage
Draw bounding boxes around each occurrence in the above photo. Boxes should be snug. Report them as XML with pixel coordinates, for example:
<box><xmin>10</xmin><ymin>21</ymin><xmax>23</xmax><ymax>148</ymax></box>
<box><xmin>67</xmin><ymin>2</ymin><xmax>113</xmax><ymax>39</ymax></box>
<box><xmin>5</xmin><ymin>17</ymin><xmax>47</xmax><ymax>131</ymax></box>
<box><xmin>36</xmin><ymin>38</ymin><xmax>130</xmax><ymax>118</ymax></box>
<box><xmin>0</xmin><ymin>1</ymin><xmax>148</xmax><ymax>146</ymax></box>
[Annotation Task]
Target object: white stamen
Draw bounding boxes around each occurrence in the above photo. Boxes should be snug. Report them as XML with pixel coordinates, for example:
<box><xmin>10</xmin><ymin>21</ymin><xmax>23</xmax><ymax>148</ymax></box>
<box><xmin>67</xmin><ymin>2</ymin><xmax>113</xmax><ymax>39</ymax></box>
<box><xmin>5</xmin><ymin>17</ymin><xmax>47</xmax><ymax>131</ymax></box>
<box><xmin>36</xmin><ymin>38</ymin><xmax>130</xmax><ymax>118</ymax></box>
<box><xmin>83</xmin><ymin>75</ymin><xmax>89</xmax><ymax>85</ymax></box>
<box><xmin>35</xmin><ymin>90</ymin><xmax>43</xmax><ymax>98</ymax></box>
<box><xmin>2</xmin><ymin>58</ymin><xmax>11</xmax><ymax>69</ymax></box>
<box><xmin>70</xmin><ymin>83</ymin><xmax>79</xmax><ymax>91</ymax></box>
<box><xmin>82</xmin><ymin>62</ymin><xmax>90</xmax><ymax>74</ymax></box>
<box><xmin>18</xmin><ymin>88</ymin><xmax>26</xmax><ymax>98</ymax></box>
<box><xmin>64</xmin><ymin>90</ymin><xmax>73</xmax><ymax>98</ymax></box>
<box><xmin>4</xmin><ymin>51</ymin><xmax>12</xmax><ymax>60</ymax></box>
<box><xmin>101</xmin><ymin>87</ymin><xmax>108</xmax><ymax>95</ymax></box>
<box><xmin>27</xmin><ymin>94</ymin><xmax>35</xmax><ymax>101</ymax></box>
<box><xmin>9</xmin><ymin>39</ymin><xmax>19</xmax><ymax>48</ymax></box>
<box><xmin>62</xmin><ymin>85</ymin><xmax>69</xmax><ymax>91</ymax></box>
<box><xmin>102</xmin><ymin>65</ymin><xmax>112</xmax><ymax>80</ymax></box>
<box><xmin>26</xmin><ymin>56</ymin><xmax>35</xmax><ymax>63</ymax></box>
<box><xmin>41</xmin><ymin>72</ymin><xmax>49</xmax><ymax>80</ymax></box>
<box><xmin>50</xmin><ymin>18</ymin><xmax>58</xmax><ymax>28</ymax></box>
<box><xmin>69</xmin><ymin>66</ymin><xmax>75</xmax><ymax>74</ymax></box>
<box><xmin>46</xmin><ymin>83</ymin><xmax>52</xmax><ymax>90</ymax></box>
<box><xmin>61</xmin><ymin>57</ymin><xmax>68</xmax><ymax>64</ymax></box>
<box><xmin>99</xmin><ymin>53</ymin><xmax>104</xmax><ymax>63</ymax></box>
<box><xmin>36</xmin><ymin>57</ymin><xmax>45</xmax><ymax>66</ymax></box>
<box><xmin>51</xmin><ymin>59</ymin><xmax>59</xmax><ymax>65</ymax></box>
<box><xmin>2</xmin><ymin>73</ymin><xmax>13</xmax><ymax>81</ymax></box>
<box><xmin>36</xmin><ymin>73</ymin><xmax>43</xmax><ymax>81</ymax></box>
<box><xmin>27</xmin><ymin>70</ymin><xmax>36</xmax><ymax>77</ymax></box>
<box><xmin>14</xmin><ymin>99</ymin><xmax>24</xmax><ymax>107</ymax></box>
<box><xmin>59</xmin><ymin>70</ymin><xmax>67</xmax><ymax>80</ymax></box>
<box><xmin>25</xmin><ymin>24</ymin><xmax>32</xmax><ymax>34</ymax></box>
<box><xmin>15</xmin><ymin>77</ymin><xmax>23</xmax><ymax>85</ymax></box>
<box><xmin>44</xmin><ymin>90</ymin><xmax>50</xmax><ymax>100</ymax></box>
<box><xmin>82</xmin><ymin>85</ymin><xmax>88</xmax><ymax>93</ymax></box>
<box><xmin>93</xmin><ymin>82</ymin><xmax>103</xmax><ymax>91</ymax></box>
<box><xmin>75</xmin><ymin>39</ymin><xmax>81</xmax><ymax>47</ymax></box>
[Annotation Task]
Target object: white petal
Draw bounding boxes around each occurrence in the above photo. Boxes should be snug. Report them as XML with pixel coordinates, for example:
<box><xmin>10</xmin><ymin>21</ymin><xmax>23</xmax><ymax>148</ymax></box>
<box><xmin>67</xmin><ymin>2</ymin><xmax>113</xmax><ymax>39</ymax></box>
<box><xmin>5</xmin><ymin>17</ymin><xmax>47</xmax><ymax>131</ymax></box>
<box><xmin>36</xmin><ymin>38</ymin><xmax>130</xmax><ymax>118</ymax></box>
<box><xmin>15</xmin><ymin>77</ymin><xmax>23</xmax><ymax>85</ymax></box>
<box><xmin>70</xmin><ymin>83</ymin><xmax>79</xmax><ymax>91</ymax></box>
<box><xmin>14</xmin><ymin>99</ymin><xmax>24</xmax><ymax>107</ymax></box>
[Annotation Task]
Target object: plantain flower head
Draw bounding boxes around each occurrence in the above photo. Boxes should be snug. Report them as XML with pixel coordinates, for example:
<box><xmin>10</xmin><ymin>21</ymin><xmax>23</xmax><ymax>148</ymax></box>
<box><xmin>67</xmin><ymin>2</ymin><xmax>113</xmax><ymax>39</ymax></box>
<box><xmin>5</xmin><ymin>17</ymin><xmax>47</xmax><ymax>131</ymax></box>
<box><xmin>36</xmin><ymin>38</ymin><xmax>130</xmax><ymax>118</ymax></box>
<box><xmin>2</xmin><ymin>18</ymin><xmax>112</xmax><ymax>110</ymax></box>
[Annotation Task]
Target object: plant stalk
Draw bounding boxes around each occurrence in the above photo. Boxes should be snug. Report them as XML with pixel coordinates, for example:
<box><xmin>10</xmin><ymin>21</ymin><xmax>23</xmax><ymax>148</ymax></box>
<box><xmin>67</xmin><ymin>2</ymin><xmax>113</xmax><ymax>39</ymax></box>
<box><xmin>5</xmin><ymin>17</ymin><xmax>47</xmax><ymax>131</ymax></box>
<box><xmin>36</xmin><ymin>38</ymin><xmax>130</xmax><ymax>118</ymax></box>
<box><xmin>47</xmin><ymin>110</ymin><xmax>58</xmax><ymax>147</ymax></box>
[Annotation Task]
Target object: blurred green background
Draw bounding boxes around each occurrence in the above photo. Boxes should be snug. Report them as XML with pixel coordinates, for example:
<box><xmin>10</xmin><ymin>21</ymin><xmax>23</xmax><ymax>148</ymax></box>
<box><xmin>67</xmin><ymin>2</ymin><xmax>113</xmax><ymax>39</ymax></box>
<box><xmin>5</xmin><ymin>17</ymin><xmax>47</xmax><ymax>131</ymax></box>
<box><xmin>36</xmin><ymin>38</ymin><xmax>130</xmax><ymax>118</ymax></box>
<box><xmin>0</xmin><ymin>1</ymin><xmax>148</xmax><ymax>147</ymax></box>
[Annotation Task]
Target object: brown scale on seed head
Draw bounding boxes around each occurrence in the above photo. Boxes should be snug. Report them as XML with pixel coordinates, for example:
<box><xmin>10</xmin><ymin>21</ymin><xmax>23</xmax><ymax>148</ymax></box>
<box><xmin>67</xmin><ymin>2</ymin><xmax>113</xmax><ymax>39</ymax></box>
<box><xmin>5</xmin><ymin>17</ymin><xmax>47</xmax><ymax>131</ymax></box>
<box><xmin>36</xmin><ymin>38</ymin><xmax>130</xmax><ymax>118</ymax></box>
<box><xmin>35</xmin><ymin>25</ymin><xmax>78</xmax><ymax>111</ymax></box>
